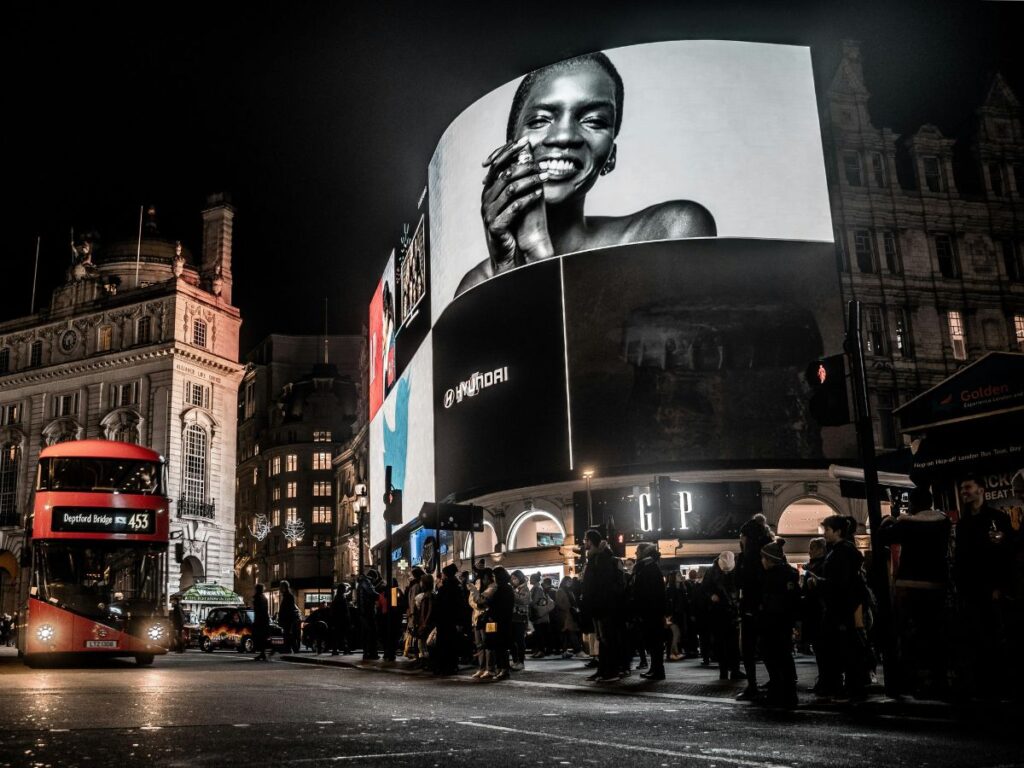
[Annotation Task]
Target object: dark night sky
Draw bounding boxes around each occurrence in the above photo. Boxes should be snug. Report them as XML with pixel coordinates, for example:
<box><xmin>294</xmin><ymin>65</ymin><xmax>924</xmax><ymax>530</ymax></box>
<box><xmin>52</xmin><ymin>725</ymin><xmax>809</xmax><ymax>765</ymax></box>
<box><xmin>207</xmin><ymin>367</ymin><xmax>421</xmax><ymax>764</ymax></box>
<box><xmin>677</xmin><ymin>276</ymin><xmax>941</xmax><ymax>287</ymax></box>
<box><xmin>6</xmin><ymin>1</ymin><xmax>1023</xmax><ymax>351</ymax></box>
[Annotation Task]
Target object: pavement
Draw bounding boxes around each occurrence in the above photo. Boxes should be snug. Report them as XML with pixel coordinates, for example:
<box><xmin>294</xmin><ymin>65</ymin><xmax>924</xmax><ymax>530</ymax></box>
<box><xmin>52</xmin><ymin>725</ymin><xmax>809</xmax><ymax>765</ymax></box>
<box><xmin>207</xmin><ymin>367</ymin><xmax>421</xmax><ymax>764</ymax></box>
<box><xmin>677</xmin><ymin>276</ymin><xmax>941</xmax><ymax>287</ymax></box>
<box><xmin>277</xmin><ymin>649</ymin><xmax>966</xmax><ymax>721</ymax></box>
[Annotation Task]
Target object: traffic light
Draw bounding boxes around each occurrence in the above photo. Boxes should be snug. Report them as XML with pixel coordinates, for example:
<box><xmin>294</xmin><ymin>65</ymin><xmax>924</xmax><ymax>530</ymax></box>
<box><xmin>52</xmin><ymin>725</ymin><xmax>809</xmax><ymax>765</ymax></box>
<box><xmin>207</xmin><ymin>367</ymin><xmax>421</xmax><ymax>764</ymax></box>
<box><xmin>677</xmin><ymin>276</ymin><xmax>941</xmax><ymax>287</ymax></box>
<box><xmin>805</xmin><ymin>353</ymin><xmax>850</xmax><ymax>426</ymax></box>
<box><xmin>383</xmin><ymin>488</ymin><xmax>403</xmax><ymax>525</ymax></box>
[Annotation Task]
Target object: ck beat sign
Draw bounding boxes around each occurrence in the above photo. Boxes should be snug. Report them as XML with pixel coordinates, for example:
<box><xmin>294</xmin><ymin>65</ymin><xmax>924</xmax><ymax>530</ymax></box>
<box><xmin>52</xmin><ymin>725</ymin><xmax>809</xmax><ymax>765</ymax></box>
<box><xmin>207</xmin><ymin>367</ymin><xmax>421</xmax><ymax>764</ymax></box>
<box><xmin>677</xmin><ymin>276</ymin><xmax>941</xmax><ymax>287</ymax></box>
<box><xmin>637</xmin><ymin>486</ymin><xmax>693</xmax><ymax>532</ymax></box>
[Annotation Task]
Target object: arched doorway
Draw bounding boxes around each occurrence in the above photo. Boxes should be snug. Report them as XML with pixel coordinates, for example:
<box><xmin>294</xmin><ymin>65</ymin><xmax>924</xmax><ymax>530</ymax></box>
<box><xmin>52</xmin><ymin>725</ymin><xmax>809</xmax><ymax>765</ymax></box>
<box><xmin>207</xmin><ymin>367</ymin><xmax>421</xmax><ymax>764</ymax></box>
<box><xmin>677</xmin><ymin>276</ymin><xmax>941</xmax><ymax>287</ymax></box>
<box><xmin>462</xmin><ymin>520</ymin><xmax>498</xmax><ymax>558</ymax></box>
<box><xmin>178</xmin><ymin>555</ymin><xmax>205</xmax><ymax>592</ymax></box>
<box><xmin>777</xmin><ymin>497</ymin><xmax>838</xmax><ymax>537</ymax></box>
<box><xmin>0</xmin><ymin>551</ymin><xmax>18</xmax><ymax>615</ymax></box>
<box><xmin>506</xmin><ymin>509</ymin><xmax>565</xmax><ymax>551</ymax></box>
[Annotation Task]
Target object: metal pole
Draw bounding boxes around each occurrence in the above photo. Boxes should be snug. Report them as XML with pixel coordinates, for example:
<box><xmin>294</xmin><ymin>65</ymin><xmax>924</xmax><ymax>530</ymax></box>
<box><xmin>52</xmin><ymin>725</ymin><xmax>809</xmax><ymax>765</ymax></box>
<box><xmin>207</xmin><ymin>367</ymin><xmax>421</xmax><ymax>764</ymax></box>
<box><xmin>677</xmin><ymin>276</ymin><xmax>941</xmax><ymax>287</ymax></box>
<box><xmin>845</xmin><ymin>299</ymin><xmax>898</xmax><ymax>697</ymax></box>
<box><xmin>134</xmin><ymin>205</ymin><xmax>144</xmax><ymax>288</ymax></box>
<box><xmin>383</xmin><ymin>519</ymin><xmax>394</xmax><ymax>661</ymax></box>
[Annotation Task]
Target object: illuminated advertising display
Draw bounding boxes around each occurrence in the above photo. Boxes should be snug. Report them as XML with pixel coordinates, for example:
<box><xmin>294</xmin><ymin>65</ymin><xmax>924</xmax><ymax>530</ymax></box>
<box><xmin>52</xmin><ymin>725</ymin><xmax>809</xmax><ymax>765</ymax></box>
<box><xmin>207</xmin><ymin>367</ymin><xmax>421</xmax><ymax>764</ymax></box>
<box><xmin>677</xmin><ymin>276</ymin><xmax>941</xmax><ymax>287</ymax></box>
<box><xmin>369</xmin><ymin>335</ymin><xmax>435</xmax><ymax>546</ymax></box>
<box><xmin>370</xmin><ymin>40</ymin><xmax>847</xmax><ymax>544</ymax></box>
<box><xmin>427</xmin><ymin>40</ymin><xmax>832</xmax><ymax>324</ymax></box>
<box><xmin>368</xmin><ymin>250</ymin><xmax>397</xmax><ymax>421</ymax></box>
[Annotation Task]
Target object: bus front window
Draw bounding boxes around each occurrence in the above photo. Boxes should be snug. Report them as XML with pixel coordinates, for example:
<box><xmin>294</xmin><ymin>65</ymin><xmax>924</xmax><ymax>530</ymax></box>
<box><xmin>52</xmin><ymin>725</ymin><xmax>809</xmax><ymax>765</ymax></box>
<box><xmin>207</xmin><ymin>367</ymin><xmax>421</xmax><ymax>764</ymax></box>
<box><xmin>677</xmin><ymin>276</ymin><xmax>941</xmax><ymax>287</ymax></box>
<box><xmin>38</xmin><ymin>458</ymin><xmax>165</xmax><ymax>495</ymax></box>
<box><xmin>36</xmin><ymin>542</ymin><xmax>165</xmax><ymax>622</ymax></box>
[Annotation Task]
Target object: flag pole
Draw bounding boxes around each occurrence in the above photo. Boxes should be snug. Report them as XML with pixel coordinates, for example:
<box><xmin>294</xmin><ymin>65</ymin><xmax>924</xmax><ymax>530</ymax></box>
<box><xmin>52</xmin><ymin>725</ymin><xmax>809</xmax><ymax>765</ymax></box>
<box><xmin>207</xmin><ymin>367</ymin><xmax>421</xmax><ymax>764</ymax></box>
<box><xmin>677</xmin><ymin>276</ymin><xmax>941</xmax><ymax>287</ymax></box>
<box><xmin>30</xmin><ymin>236</ymin><xmax>41</xmax><ymax>314</ymax></box>
<box><xmin>134</xmin><ymin>205</ymin><xmax>144</xmax><ymax>288</ymax></box>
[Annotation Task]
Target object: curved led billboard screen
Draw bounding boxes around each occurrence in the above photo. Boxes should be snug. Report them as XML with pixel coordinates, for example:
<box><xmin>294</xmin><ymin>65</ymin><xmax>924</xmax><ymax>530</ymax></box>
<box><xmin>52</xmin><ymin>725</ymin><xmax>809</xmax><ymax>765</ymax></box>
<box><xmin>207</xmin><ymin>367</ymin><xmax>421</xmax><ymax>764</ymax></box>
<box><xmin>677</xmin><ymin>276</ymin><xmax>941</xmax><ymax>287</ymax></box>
<box><xmin>370</xmin><ymin>40</ymin><xmax>848</xmax><ymax>543</ymax></box>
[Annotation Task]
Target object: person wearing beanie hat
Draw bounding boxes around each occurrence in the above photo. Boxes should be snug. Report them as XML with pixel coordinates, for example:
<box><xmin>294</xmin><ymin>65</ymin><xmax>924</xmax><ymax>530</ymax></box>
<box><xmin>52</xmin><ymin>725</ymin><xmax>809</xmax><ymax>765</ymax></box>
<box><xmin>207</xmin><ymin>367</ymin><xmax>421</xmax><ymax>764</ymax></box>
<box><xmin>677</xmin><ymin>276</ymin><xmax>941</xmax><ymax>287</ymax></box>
<box><xmin>702</xmin><ymin>549</ymin><xmax>741</xmax><ymax>681</ymax></box>
<box><xmin>736</xmin><ymin>513</ymin><xmax>775</xmax><ymax>700</ymax></box>
<box><xmin>758</xmin><ymin>537</ymin><xmax>800</xmax><ymax>708</ymax></box>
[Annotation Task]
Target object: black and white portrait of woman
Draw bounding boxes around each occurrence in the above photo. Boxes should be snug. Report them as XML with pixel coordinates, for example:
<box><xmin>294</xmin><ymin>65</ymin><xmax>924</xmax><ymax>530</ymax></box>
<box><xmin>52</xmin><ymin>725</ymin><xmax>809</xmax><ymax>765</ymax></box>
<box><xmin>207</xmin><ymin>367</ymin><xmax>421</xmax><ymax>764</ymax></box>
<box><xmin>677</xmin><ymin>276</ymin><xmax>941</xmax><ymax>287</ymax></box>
<box><xmin>428</xmin><ymin>40</ymin><xmax>833</xmax><ymax>316</ymax></box>
<box><xmin>456</xmin><ymin>52</ymin><xmax>716</xmax><ymax>296</ymax></box>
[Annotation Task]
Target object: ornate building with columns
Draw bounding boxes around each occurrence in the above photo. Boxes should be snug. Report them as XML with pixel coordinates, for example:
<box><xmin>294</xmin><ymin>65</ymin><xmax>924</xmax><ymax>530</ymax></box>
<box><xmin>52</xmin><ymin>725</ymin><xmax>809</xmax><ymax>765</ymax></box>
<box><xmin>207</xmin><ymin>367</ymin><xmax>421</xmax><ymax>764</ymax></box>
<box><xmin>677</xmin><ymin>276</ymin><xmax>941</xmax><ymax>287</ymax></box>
<box><xmin>0</xmin><ymin>195</ymin><xmax>244</xmax><ymax>610</ymax></box>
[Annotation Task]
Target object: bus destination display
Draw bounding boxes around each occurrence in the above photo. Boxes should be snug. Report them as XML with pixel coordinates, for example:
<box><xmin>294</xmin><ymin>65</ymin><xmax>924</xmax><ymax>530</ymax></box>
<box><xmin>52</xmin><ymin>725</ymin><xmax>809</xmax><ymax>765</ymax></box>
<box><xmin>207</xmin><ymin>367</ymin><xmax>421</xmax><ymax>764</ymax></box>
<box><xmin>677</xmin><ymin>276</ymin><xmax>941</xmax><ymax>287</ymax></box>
<box><xmin>51</xmin><ymin>507</ymin><xmax>157</xmax><ymax>535</ymax></box>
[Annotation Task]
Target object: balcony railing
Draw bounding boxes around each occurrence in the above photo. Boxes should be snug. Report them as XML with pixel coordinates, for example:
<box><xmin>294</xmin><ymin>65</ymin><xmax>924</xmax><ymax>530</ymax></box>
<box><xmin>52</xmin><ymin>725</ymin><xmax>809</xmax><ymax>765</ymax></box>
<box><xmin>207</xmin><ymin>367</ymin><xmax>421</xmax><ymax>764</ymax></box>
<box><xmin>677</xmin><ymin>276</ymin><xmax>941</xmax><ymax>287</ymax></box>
<box><xmin>177</xmin><ymin>498</ymin><xmax>216</xmax><ymax>520</ymax></box>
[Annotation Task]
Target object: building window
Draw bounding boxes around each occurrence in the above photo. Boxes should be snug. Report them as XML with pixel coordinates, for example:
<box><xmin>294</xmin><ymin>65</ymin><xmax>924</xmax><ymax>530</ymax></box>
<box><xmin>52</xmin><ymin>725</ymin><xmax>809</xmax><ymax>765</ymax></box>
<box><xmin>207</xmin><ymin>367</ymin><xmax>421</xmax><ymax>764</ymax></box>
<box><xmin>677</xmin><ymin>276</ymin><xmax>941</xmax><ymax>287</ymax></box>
<box><xmin>870</xmin><ymin>152</ymin><xmax>886</xmax><ymax>187</ymax></box>
<box><xmin>935</xmin><ymin>235</ymin><xmax>960</xmax><ymax>278</ymax></box>
<box><xmin>0</xmin><ymin>443</ymin><xmax>19</xmax><ymax>524</ymax></box>
<box><xmin>893</xmin><ymin>308</ymin><xmax>913</xmax><ymax>358</ymax></box>
<box><xmin>182</xmin><ymin>423</ymin><xmax>208</xmax><ymax>503</ymax></box>
<box><xmin>252</xmin><ymin>468</ymin><xmax>258</xmax><ymax>486</ymax></box>
<box><xmin>1002</xmin><ymin>240</ymin><xmax>1022</xmax><ymax>282</ymax></box>
<box><xmin>286</xmin><ymin>481</ymin><xmax>297</xmax><ymax>498</ymax></box>
<box><xmin>270</xmin><ymin>456</ymin><xmax>282</xmax><ymax>476</ymax></box>
<box><xmin>1014</xmin><ymin>315</ymin><xmax>1024</xmax><ymax>353</ymax></box>
<box><xmin>313</xmin><ymin>431</ymin><xmax>332</xmax><ymax>442</ymax></box>
<box><xmin>52</xmin><ymin>393</ymin><xmax>78</xmax><ymax>418</ymax></box>
<box><xmin>313</xmin><ymin>506</ymin><xmax>332</xmax><ymax>524</ymax></box>
<box><xmin>313</xmin><ymin>481</ymin><xmax>331</xmax><ymax>497</ymax></box>
<box><xmin>0</xmin><ymin>348</ymin><xmax>9</xmax><ymax>374</ymax></box>
<box><xmin>286</xmin><ymin>454</ymin><xmax>298</xmax><ymax>472</ymax></box>
<box><xmin>313</xmin><ymin>451</ymin><xmax>331</xmax><ymax>471</ymax></box>
<box><xmin>272</xmin><ymin>508</ymin><xmax>281</xmax><ymax>527</ymax></box>
<box><xmin>186</xmin><ymin>382</ymin><xmax>211</xmax><ymax>409</ymax></box>
<box><xmin>853</xmin><ymin>230</ymin><xmax>877</xmax><ymax>274</ymax></box>
<box><xmin>244</xmin><ymin>380</ymin><xmax>256</xmax><ymax>419</ymax></box>
<box><xmin>864</xmin><ymin>306</ymin><xmax>887</xmax><ymax>356</ymax></box>
<box><xmin>313</xmin><ymin>536</ymin><xmax>333</xmax><ymax>548</ymax></box>
<box><xmin>136</xmin><ymin>316</ymin><xmax>152</xmax><ymax>345</ymax></box>
<box><xmin>286</xmin><ymin>507</ymin><xmax>297</xmax><ymax>524</ymax></box>
<box><xmin>882</xmin><ymin>231</ymin><xmax>901</xmax><ymax>274</ymax></box>
<box><xmin>273</xmin><ymin>563</ymin><xmax>281</xmax><ymax>579</ymax></box>
<box><xmin>834</xmin><ymin>230</ymin><xmax>849</xmax><ymax>272</ymax></box>
<box><xmin>110</xmin><ymin>381</ymin><xmax>139</xmax><ymax>408</ymax></box>
<box><xmin>842</xmin><ymin>151</ymin><xmax>863</xmax><ymax>186</ymax></box>
<box><xmin>97</xmin><ymin>326</ymin><xmax>112</xmax><ymax>353</ymax></box>
<box><xmin>112</xmin><ymin>418</ymin><xmax>139</xmax><ymax>445</ymax></box>
<box><xmin>948</xmin><ymin>311</ymin><xmax>967</xmax><ymax>361</ymax></box>
<box><xmin>922</xmin><ymin>155</ymin><xmax>944</xmax><ymax>192</ymax></box>
<box><xmin>874</xmin><ymin>391</ymin><xmax>898</xmax><ymax>450</ymax></box>
<box><xmin>29</xmin><ymin>340</ymin><xmax>43</xmax><ymax>367</ymax></box>
<box><xmin>272</xmin><ymin>486</ymin><xmax>281</xmax><ymax>501</ymax></box>
<box><xmin>1</xmin><ymin>404</ymin><xmax>20</xmax><ymax>425</ymax></box>
<box><xmin>192</xmin><ymin>318</ymin><xmax>208</xmax><ymax>348</ymax></box>
<box><xmin>989</xmin><ymin>162</ymin><xmax>1005</xmax><ymax>197</ymax></box>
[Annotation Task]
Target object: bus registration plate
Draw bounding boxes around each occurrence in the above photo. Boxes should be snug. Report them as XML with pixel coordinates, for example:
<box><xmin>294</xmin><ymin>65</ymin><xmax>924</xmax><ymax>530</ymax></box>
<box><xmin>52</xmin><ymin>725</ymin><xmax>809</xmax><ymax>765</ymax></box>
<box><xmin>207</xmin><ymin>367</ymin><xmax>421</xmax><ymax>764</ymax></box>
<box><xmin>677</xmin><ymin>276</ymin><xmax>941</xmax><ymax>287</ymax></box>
<box><xmin>85</xmin><ymin>640</ymin><xmax>118</xmax><ymax>648</ymax></box>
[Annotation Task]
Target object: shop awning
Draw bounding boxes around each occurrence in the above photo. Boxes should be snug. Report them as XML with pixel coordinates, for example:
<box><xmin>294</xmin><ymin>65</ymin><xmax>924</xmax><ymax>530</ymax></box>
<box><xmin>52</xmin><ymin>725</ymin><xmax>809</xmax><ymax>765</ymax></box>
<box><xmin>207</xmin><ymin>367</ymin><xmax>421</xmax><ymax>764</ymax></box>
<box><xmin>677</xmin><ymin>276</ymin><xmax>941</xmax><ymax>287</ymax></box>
<box><xmin>895</xmin><ymin>352</ymin><xmax>1024</xmax><ymax>433</ymax></box>
<box><xmin>172</xmin><ymin>582</ymin><xmax>244</xmax><ymax>605</ymax></box>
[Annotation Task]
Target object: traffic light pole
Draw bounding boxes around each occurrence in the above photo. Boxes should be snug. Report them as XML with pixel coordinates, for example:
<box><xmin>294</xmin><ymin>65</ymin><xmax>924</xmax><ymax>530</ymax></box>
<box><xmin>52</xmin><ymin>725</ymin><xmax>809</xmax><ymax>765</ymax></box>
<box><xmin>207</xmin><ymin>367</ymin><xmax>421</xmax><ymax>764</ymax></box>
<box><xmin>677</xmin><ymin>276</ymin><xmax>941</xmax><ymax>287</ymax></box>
<box><xmin>845</xmin><ymin>300</ymin><xmax>898</xmax><ymax>697</ymax></box>
<box><xmin>382</xmin><ymin>466</ymin><xmax>395</xmax><ymax>662</ymax></box>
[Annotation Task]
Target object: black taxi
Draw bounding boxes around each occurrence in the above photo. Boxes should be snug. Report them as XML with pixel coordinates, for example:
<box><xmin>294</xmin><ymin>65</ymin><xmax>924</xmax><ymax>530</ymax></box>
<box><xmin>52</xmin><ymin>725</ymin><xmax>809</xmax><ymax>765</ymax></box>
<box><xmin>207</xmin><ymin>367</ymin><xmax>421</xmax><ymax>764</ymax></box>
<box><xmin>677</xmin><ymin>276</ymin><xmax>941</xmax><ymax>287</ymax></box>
<box><xmin>200</xmin><ymin>606</ymin><xmax>286</xmax><ymax>653</ymax></box>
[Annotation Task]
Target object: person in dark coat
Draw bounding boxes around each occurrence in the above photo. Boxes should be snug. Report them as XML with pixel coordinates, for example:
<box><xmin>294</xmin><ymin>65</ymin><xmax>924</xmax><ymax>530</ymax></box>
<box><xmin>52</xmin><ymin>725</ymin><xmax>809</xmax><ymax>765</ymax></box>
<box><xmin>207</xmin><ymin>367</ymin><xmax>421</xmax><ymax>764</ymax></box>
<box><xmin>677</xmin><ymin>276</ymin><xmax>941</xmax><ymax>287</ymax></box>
<box><xmin>487</xmin><ymin>566</ymin><xmax>516</xmax><ymax>680</ymax></box>
<box><xmin>357</xmin><ymin>570</ymin><xmax>382</xmax><ymax>660</ymax></box>
<box><xmin>664</xmin><ymin>571</ymin><xmax>686</xmax><ymax>661</ymax></box>
<box><xmin>278</xmin><ymin>580</ymin><xmax>300</xmax><ymax>653</ymax></box>
<box><xmin>330</xmin><ymin>583</ymin><xmax>351</xmax><ymax>656</ymax></box>
<box><xmin>632</xmin><ymin>542</ymin><xmax>667</xmax><ymax>681</ymax></box>
<box><xmin>252</xmin><ymin>583</ymin><xmax>270</xmax><ymax>661</ymax></box>
<box><xmin>702</xmin><ymin>551</ymin><xmax>741</xmax><ymax>680</ymax></box>
<box><xmin>736</xmin><ymin>513</ymin><xmax>774</xmax><ymax>700</ymax></box>
<box><xmin>879</xmin><ymin>487</ymin><xmax>950</xmax><ymax>696</ymax></box>
<box><xmin>169</xmin><ymin>596</ymin><xmax>186</xmax><ymax>653</ymax></box>
<box><xmin>808</xmin><ymin>515</ymin><xmax>868</xmax><ymax>699</ymax></box>
<box><xmin>758</xmin><ymin>538</ymin><xmax>801</xmax><ymax>708</ymax></box>
<box><xmin>952</xmin><ymin>474</ymin><xmax>1014</xmax><ymax>699</ymax></box>
<box><xmin>431</xmin><ymin>564</ymin><xmax>463</xmax><ymax>676</ymax></box>
<box><xmin>582</xmin><ymin>528</ymin><xmax>627</xmax><ymax>682</ymax></box>
<box><xmin>801</xmin><ymin>537</ymin><xmax>827</xmax><ymax>691</ymax></box>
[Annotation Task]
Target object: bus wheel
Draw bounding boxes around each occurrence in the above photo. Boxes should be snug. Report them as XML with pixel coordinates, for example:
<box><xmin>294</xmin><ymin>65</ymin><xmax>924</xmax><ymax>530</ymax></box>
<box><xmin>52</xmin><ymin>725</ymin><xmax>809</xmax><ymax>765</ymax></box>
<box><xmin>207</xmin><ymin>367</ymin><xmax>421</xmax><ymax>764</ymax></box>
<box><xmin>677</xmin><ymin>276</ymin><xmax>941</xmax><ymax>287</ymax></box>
<box><xmin>241</xmin><ymin>637</ymin><xmax>255</xmax><ymax>654</ymax></box>
<box><xmin>201</xmin><ymin>637</ymin><xmax>213</xmax><ymax>653</ymax></box>
<box><xmin>135</xmin><ymin>654</ymin><xmax>155</xmax><ymax>666</ymax></box>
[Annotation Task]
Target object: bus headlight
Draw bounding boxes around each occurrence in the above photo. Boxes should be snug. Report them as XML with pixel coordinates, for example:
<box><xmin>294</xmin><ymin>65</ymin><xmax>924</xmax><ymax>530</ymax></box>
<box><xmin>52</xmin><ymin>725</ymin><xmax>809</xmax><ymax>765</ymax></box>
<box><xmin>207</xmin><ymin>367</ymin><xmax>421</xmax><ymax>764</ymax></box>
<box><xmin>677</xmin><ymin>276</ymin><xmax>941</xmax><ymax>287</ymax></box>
<box><xmin>36</xmin><ymin>625</ymin><xmax>55</xmax><ymax>642</ymax></box>
<box><xmin>146</xmin><ymin>624</ymin><xmax>166</xmax><ymax>642</ymax></box>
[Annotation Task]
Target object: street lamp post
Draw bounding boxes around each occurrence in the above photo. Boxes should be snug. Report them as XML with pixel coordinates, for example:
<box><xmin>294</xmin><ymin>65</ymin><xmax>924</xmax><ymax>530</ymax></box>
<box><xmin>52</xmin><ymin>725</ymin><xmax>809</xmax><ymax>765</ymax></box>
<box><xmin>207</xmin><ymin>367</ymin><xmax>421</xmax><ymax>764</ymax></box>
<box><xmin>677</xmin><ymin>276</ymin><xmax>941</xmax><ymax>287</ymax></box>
<box><xmin>582</xmin><ymin>468</ymin><xmax>594</xmax><ymax>528</ymax></box>
<box><xmin>356</xmin><ymin>496</ymin><xmax>368</xmax><ymax>576</ymax></box>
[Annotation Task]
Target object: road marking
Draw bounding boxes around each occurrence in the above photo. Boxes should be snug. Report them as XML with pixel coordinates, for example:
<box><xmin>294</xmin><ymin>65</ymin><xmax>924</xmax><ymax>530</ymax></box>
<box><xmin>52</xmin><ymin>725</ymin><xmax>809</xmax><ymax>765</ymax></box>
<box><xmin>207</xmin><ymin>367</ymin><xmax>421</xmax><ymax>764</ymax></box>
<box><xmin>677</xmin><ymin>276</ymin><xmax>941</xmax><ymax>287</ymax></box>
<box><xmin>283</xmin><ymin>749</ymin><xmax>477</xmax><ymax>764</ymax></box>
<box><xmin>232</xmin><ymin>724</ymin><xmax>250</xmax><ymax>728</ymax></box>
<box><xmin>455</xmin><ymin>721</ymin><xmax>794</xmax><ymax>768</ymax></box>
<box><xmin>315</xmin><ymin>721</ymin><xmax>334</xmax><ymax>724</ymax></box>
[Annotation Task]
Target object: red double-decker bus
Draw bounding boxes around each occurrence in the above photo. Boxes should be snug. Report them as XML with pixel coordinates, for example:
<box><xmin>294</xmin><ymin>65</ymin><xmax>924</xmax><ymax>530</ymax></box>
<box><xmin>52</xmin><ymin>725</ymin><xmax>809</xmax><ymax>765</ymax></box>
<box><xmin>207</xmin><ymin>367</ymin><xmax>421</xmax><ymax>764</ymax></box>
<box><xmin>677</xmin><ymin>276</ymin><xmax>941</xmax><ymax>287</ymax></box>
<box><xmin>19</xmin><ymin>440</ymin><xmax>172</xmax><ymax>666</ymax></box>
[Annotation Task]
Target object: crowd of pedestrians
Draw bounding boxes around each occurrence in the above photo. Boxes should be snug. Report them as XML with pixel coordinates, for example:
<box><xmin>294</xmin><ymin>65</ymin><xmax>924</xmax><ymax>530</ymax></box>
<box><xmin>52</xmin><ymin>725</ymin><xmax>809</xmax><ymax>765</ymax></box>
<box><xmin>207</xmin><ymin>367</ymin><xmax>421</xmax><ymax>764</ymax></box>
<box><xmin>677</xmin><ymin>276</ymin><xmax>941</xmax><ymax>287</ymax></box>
<box><xmin>251</xmin><ymin>474</ymin><xmax>1023</xmax><ymax>706</ymax></box>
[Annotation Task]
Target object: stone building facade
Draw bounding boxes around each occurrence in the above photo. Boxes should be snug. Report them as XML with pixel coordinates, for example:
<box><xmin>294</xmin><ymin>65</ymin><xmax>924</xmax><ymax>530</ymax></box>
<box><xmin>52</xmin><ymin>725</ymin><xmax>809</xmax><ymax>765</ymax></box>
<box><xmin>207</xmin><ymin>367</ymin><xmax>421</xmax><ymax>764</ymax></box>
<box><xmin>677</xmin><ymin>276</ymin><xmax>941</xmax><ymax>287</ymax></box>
<box><xmin>233</xmin><ymin>335</ymin><xmax>361</xmax><ymax>613</ymax></box>
<box><xmin>822</xmin><ymin>41</ymin><xmax>1024</xmax><ymax>451</ymax></box>
<box><xmin>0</xmin><ymin>196</ymin><xmax>243</xmax><ymax>610</ymax></box>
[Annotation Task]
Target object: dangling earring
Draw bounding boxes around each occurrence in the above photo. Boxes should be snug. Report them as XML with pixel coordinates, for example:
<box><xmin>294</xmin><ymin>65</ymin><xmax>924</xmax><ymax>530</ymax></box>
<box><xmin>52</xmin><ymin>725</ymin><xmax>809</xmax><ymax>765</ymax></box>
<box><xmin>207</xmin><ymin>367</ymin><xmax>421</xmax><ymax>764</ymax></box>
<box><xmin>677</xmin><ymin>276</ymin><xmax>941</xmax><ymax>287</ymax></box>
<box><xmin>600</xmin><ymin>146</ymin><xmax>617</xmax><ymax>176</ymax></box>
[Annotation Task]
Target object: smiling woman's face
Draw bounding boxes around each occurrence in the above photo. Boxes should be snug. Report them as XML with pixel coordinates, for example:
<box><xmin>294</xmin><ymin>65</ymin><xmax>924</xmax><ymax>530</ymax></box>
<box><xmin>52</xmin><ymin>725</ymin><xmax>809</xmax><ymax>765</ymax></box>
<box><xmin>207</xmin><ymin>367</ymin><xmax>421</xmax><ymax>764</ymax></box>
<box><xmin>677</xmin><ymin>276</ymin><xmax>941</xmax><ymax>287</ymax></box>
<box><xmin>512</xmin><ymin>61</ymin><xmax>618</xmax><ymax>206</ymax></box>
